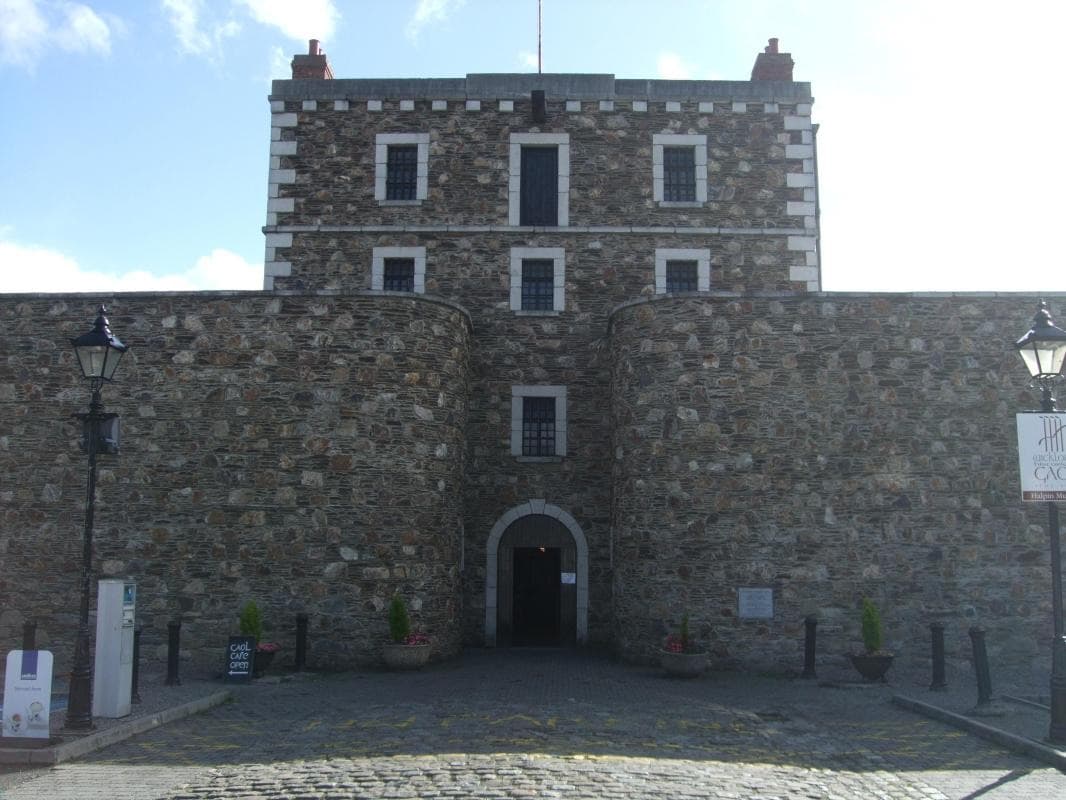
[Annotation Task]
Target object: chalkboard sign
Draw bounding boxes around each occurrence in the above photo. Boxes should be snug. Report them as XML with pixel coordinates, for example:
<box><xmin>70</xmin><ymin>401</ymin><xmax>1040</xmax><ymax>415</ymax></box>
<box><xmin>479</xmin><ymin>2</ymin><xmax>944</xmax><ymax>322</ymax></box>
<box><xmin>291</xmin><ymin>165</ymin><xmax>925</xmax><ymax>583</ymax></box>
<box><xmin>226</xmin><ymin>636</ymin><xmax>255</xmax><ymax>682</ymax></box>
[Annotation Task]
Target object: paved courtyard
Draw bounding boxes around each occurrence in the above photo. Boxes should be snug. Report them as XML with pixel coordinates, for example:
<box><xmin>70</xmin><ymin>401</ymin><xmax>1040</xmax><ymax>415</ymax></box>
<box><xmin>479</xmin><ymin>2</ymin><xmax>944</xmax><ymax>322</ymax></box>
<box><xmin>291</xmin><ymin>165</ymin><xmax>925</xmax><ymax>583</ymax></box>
<box><xmin>2</xmin><ymin>649</ymin><xmax>1064</xmax><ymax>799</ymax></box>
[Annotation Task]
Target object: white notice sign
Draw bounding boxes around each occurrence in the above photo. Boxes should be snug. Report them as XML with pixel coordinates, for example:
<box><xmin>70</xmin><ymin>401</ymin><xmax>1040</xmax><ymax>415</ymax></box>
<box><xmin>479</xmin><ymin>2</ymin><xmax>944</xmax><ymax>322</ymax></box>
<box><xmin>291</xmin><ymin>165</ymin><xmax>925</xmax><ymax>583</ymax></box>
<box><xmin>2</xmin><ymin>650</ymin><xmax>53</xmax><ymax>739</ymax></box>
<box><xmin>1017</xmin><ymin>413</ymin><xmax>1066</xmax><ymax>501</ymax></box>
<box><xmin>738</xmin><ymin>588</ymin><xmax>774</xmax><ymax>619</ymax></box>
<box><xmin>560</xmin><ymin>572</ymin><xmax>576</xmax><ymax>585</ymax></box>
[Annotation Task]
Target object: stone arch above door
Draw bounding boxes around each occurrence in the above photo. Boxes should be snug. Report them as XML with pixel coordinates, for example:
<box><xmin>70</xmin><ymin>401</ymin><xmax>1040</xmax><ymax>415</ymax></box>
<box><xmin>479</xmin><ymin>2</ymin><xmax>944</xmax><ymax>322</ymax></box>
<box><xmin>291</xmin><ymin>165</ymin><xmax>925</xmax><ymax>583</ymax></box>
<box><xmin>484</xmin><ymin>500</ymin><xmax>588</xmax><ymax>646</ymax></box>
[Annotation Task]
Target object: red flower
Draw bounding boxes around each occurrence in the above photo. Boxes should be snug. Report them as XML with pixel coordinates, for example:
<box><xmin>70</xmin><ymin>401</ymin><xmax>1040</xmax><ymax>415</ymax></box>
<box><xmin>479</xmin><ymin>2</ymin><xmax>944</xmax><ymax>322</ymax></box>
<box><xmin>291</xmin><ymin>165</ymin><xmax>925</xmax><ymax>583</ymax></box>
<box><xmin>403</xmin><ymin>633</ymin><xmax>429</xmax><ymax>646</ymax></box>
<box><xmin>257</xmin><ymin>642</ymin><xmax>281</xmax><ymax>653</ymax></box>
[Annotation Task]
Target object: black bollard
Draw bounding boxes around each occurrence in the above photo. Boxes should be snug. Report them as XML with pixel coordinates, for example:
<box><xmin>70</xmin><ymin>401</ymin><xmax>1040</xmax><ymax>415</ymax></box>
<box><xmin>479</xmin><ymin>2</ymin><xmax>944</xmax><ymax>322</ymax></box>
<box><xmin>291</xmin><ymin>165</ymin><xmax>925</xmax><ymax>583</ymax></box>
<box><xmin>295</xmin><ymin>613</ymin><xmax>308</xmax><ymax>672</ymax></box>
<box><xmin>802</xmin><ymin>615</ymin><xmax>817</xmax><ymax>679</ymax></box>
<box><xmin>930</xmin><ymin>622</ymin><xmax>947</xmax><ymax>691</ymax></box>
<box><xmin>21</xmin><ymin>620</ymin><xmax>36</xmax><ymax>651</ymax></box>
<box><xmin>969</xmin><ymin>626</ymin><xmax>993</xmax><ymax>708</ymax></box>
<box><xmin>165</xmin><ymin>620</ymin><xmax>182</xmax><ymax>686</ymax></box>
<box><xmin>131</xmin><ymin>627</ymin><xmax>143</xmax><ymax>703</ymax></box>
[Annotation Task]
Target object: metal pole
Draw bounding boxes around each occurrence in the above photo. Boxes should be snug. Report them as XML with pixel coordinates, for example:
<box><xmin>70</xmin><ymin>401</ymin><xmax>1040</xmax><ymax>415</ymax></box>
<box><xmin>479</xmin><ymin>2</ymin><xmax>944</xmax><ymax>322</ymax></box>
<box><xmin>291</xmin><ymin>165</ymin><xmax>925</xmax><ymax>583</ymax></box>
<box><xmin>1040</xmin><ymin>383</ymin><xmax>1066</xmax><ymax>743</ymax></box>
<box><xmin>21</xmin><ymin>620</ymin><xmax>36</xmax><ymax>652</ymax></box>
<box><xmin>131</xmin><ymin>627</ymin><xmax>142</xmax><ymax>704</ymax></box>
<box><xmin>969</xmin><ymin>626</ymin><xmax>993</xmax><ymax>709</ymax></box>
<box><xmin>295</xmin><ymin>613</ymin><xmax>308</xmax><ymax>672</ymax></box>
<box><xmin>166</xmin><ymin>620</ymin><xmax>182</xmax><ymax>686</ymax></box>
<box><xmin>65</xmin><ymin>384</ymin><xmax>102</xmax><ymax>730</ymax></box>
<box><xmin>801</xmin><ymin>615</ymin><xmax>817</xmax><ymax>679</ymax></box>
<box><xmin>929</xmin><ymin>622</ymin><xmax>947</xmax><ymax>691</ymax></box>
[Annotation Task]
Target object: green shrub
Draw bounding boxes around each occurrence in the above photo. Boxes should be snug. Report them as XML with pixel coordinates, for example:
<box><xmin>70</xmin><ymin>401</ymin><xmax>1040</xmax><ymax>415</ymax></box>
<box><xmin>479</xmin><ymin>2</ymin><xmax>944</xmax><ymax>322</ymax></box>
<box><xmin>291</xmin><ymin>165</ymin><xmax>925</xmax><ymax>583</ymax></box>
<box><xmin>680</xmin><ymin>613</ymin><xmax>690</xmax><ymax>652</ymax></box>
<box><xmin>861</xmin><ymin>598</ymin><xmax>882</xmax><ymax>653</ymax></box>
<box><xmin>388</xmin><ymin>595</ymin><xmax>411</xmax><ymax>643</ymax></box>
<box><xmin>239</xmin><ymin>600</ymin><xmax>264</xmax><ymax>642</ymax></box>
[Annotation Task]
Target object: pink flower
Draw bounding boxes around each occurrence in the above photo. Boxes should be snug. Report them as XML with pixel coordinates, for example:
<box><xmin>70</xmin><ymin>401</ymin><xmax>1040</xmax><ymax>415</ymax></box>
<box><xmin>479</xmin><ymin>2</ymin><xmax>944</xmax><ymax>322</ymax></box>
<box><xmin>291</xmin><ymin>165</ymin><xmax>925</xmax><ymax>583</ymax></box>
<box><xmin>257</xmin><ymin>642</ymin><xmax>281</xmax><ymax>653</ymax></box>
<box><xmin>403</xmin><ymin>633</ymin><xmax>429</xmax><ymax>646</ymax></box>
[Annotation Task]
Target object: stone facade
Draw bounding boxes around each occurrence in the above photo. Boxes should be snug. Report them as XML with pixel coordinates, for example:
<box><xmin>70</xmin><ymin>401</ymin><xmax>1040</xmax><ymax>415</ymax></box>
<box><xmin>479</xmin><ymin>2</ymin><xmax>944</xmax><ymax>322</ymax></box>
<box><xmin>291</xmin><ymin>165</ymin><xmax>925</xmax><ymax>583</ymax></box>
<box><xmin>0</xmin><ymin>43</ymin><xmax>1063</xmax><ymax>680</ymax></box>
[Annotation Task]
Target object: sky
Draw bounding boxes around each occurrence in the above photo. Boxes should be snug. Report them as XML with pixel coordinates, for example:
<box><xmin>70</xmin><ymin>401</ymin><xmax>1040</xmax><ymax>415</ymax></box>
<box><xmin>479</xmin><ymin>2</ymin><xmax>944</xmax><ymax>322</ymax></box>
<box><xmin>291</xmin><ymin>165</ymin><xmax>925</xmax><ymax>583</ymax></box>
<box><xmin>1</xmin><ymin>0</ymin><xmax>1065</xmax><ymax>296</ymax></box>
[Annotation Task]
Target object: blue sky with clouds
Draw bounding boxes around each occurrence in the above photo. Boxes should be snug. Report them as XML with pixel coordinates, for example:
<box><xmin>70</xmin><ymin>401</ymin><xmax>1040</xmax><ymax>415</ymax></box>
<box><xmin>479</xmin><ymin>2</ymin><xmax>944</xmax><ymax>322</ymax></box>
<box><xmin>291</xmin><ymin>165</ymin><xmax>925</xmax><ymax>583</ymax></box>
<box><xmin>1</xmin><ymin>0</ymin><xmax>1065</xmax><ymax>294</ymax></box>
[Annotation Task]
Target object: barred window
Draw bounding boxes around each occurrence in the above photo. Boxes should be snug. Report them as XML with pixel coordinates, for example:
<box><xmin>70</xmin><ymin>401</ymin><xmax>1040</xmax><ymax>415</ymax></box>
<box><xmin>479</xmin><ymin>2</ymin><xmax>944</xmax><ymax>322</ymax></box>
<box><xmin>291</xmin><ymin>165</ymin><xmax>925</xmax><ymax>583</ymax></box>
<box><xmin>522</xmin><ymin>397</ymin><xmax>556</xmax><ymax>457</ymax></box>
<box><xmin>663</xmin><ymin>147</ymin><xmax>696</xmax><ymax>202</ymax></box>
<box><xmin>521</xmin><ymin>260</ymin><xmax>555</xmax><ymax>311</ymax></box>
<box><xmin>385</xmin><ymin>145</ymin><xmax>418</xmax><ymax>200</ymax></box>
<box><xmin>665</xmin><ymin>260</ymin><xmax>698</xmax><ymax>293</ymax></box>
<box><xmin>383</xmin><ymin>258</ymin><xmax>415</xmax><ymax>292</ymax></box>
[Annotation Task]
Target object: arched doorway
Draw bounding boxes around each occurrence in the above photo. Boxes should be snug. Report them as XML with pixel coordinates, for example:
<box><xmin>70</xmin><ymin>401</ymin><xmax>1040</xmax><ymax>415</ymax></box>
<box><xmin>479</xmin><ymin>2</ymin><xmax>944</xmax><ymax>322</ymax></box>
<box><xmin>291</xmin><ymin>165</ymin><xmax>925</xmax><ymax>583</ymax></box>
<box><xmin>485</xmin><ymin>500</ymin><xmax>588</xmax><ymax>646</ymax></box>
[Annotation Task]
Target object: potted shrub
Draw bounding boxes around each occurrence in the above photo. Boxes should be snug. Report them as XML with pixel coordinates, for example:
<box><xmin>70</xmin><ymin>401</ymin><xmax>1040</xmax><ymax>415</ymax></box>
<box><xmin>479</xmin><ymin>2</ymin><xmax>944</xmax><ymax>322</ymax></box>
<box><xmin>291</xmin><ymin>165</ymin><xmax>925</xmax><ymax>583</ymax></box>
<box><xmin>239</xmin><ymin>600</ymin><xmax>280</xmax><ymax>677</ymax></box>
<box><xmin>849</xmin><ymin>598</ymin><xmax>894</xmax><ymax>682</ymax></box>
<box><xmin>382</xmin><ymin>594</ymin><xmax>431</xmax><ymax>670</ymax></box>
<box><xmin>659</xmin><ymin>613</ymin><xmax>709</xmax><ymax>678</ymax></box>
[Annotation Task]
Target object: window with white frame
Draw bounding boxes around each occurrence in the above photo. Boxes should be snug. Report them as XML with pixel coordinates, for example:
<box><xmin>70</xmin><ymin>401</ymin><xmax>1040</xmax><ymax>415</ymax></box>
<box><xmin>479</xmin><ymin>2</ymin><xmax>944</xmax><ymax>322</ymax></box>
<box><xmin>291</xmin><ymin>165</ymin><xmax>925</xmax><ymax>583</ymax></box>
<box><xmin>372</xmin><ymin>247</ymin><xmax>426</xmax><ymax>293</ymax></box>
<box><xmin>375</xmin><ymin>133</ymin><xmax>429</xmax><ymax>203</ymax></box>
<box><xmin>509</xmin><ymin>133</ymin><xmax>569</xmax><ymax>226</ymax></box>
<box><xmin>652</xmin><ymin>134</ymin><xmax>707</xmax><ymax>206</ymax></box>
<box><xmin>509</xmin><ymin>247</ymin><xmax>565</xmax><ymax>313</ymax></box>
<box><xmin>511</xmin><ymin>386</ymin><xmax>567</xmax><ymax>457</ymax></box>
<box><xmin>655</xmin><ymin>248</ymin><xmax>710</xmax><ymax>294</ymax></box>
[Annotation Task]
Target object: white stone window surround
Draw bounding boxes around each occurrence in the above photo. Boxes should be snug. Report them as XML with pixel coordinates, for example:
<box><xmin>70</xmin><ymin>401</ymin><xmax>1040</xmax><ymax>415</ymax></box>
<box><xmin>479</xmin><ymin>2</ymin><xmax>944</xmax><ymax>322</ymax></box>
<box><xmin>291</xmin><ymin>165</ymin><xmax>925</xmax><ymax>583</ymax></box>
<box><xmin>508</xmin><ymin>133</ymin><xmax>570</xmax><ymax>227</ymax></box>
<box><xmin>509</xmin><ymin>246</ymin><xmax>565</xmax><ymax>313</ymax></box>
<box><xmin>374</xmin><ymin>133</ymin><xmax>430</xmax><ymax>204</ymax></box>
<box><xmin>652</xmin><ymin>133</ymin><xmax>708</xmax><ymax>207</ymax></box>
<box><xmin>510</xmin><ymin>385</ymin><xmax>567</xmax><ymax>458</ymax></box>
<box><xmin>654</xmin><ymin>248</ymin><xmax>711</xmax><ymax>294</ymax></box>
<box><xmin>371</xmin><ymin>246</ymin><xmax>426</xmax><ymax>293</ymax></box>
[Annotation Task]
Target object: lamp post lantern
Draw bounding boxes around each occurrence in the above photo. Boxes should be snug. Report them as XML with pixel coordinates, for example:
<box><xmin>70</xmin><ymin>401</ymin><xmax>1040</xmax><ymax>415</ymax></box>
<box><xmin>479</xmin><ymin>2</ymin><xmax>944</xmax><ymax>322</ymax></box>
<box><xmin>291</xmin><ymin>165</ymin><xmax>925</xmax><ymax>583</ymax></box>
<box><xmin>64</xmin><ymin>306</ymin><xmax>127</xmax><ymax>731</ymax></box>
<box><xmin>1015</xmin><ymin>300</ymin><xmax>1066</xmax><ymax>744</ymax></box>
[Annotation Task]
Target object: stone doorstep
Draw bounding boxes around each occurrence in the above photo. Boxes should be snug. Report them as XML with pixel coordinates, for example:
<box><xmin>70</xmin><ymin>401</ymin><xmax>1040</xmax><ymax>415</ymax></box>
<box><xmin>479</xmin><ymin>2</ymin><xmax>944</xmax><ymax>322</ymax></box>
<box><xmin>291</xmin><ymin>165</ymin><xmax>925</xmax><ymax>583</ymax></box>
<box><xmin>0</xmin><ymin>690</ymin><xmax>230</xmax><ymax>766</ymax></box>
<box><xmin>892</xmin><ymin>694</ymin><xmax>1066</xmax><ymax>772</ymax></box>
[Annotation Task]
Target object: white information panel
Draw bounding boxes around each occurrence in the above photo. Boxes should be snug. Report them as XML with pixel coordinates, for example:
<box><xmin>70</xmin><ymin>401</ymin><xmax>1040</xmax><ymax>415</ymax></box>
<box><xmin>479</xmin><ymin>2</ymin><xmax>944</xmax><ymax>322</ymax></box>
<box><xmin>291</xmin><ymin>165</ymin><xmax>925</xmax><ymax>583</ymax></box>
<box><xmin>2</xmin><ymin>650</ymin><xmax>53</xmax><ymax>739</ymax></box>
<box><xmin>738</xmin><ymin>587</ymin><xmax>774</xmax><ymax>619</ymax></box>
<box><xmin>1017</xmin><ymin>413</ymin><xmax>1066</xmax><ymax>501</ymax></box>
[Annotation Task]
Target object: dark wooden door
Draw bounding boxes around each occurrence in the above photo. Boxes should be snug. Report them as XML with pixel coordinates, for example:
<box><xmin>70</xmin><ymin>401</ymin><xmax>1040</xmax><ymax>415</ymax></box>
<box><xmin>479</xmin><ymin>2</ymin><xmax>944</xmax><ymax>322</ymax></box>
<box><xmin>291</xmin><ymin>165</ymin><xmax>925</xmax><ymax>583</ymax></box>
<box><xmin>496</xmin><ymin>514</ymin><xmax>576</xmax><ymax>646</ymax></box>
<box><xmin>520</xmin><ymin>147</ymin><xmax>558</xmax><ymax>226</ymax></box>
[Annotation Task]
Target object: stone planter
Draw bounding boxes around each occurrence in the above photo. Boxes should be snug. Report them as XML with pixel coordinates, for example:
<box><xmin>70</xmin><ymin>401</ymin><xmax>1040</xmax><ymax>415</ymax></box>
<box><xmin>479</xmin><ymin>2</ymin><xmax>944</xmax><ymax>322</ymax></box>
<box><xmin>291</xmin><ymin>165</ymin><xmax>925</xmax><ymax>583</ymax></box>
<box><xmin>660</xmin><ymin>649</ymin><xmax>708</xmax><ymax>678</ymax></box>
<box><xmin>382</xmin><ymin>643</ymin><xmax>431</xmax><ymax>670</ymax></box>
<box><xmin>849</xmin><ymin>653</ymin><xmax>893</xmax><ymax>682</ymax></box>
<box><xmin>253</xmin><ymin>649</ymin><xmax>276</xmax><ymax>678</ymax></box>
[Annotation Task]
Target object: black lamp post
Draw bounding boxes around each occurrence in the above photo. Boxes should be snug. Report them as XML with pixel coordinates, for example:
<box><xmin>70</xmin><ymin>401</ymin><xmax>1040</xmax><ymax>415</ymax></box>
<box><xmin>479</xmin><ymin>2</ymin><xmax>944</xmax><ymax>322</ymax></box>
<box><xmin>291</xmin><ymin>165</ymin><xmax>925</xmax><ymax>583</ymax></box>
<box><xmin>64</xmin><ymin>306</ymin><xmax>127</xmax><ymax>731</ymax></box>
<box><xmin>1015</xmin><ymin>300</ymin><xmax>1066</xmax><ymax>744</ymax></box>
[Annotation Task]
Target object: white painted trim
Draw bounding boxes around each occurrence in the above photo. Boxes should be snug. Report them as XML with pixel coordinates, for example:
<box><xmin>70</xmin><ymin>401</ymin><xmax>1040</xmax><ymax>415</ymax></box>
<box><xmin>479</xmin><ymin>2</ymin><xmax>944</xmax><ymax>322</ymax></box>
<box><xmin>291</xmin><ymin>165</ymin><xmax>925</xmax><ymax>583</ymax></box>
<box><xmin>508</xmin><ymin>133</ymin><xmax>570</xmax><ymax>226</ymax></box>
<box><xmin>510</xmin><ymin>385</ymin><xmax>567</xmax><ymax>456</ymax></box>
<box><xmin>371</xmin><ymin>246</ymin><xmax>426</xmax><ymax>293</ymax></box>
<box><xmin>654</xmin><ymin>248</ymin><xmax>711</xmax><ymax>294</ymax></box>
<box><xmin>652</xmin><ymin>134</ymin><xmax>707</xmax><ymax>205</ymax></box>
<box><xmin>484</xmin><ymin>501</ymin><xmax>589</xmax><ymax>646</ymax></box>
<box><xmin>509</xmin><ymin>247</ymin><xmax>565</xmax><ymax>312</ymax></box>
<box><xmin>374</xmin><ymin>133</ymin><xmax>430</xmax><ymax>202</ymax></box>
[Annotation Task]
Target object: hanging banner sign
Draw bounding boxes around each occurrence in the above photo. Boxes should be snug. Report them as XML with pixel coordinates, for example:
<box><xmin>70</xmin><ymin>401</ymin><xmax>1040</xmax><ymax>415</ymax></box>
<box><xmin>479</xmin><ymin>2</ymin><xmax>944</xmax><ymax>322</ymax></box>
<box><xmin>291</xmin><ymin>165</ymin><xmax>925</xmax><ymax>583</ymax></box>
<box><xmin>2</xmin><ymin>650</ymin><xmax>53</xmax><ymax>739</ymax></box>
<box><xmin>1017</xmin><ymin>413</ymin><xmax>1066</xmax><ymax>501</ymax></box>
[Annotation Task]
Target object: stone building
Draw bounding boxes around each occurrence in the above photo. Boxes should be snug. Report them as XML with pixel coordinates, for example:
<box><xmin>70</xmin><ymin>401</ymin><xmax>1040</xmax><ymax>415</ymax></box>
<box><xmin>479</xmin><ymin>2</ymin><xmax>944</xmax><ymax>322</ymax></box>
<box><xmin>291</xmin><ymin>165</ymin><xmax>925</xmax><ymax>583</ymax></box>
<box><xmin>1</xmin><ymin>40</ymin><xmax>1063</xmax><ymax>681</ymax></box>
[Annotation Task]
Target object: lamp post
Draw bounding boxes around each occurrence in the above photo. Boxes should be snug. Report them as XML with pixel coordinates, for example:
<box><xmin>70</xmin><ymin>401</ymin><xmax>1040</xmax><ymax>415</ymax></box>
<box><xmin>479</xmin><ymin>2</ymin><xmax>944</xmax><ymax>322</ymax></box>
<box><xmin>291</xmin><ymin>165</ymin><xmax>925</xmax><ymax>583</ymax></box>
<box><xmin>1015</xmin><ymin>300</ymin><xmax>1066</xmax><ymax>744</ymax></box>
<box><xmin>64</xmin><ymin>306</ymin><xmax>127</xmax><ymax>731</ymax></box>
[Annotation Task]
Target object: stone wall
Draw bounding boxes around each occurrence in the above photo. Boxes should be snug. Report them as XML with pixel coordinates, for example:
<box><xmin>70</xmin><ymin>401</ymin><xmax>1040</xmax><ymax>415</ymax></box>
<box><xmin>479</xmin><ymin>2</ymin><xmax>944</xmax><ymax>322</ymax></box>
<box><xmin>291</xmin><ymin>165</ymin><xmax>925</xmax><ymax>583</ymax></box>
<box><xmin>608</xmin><ymin>293</ymin><xmax>1064</xmax><ymax>680</ymax></box>
<box><xmin>0</xmin><ymin>292</ymin><xmax>471</xmax><ymax>672</ymax></box>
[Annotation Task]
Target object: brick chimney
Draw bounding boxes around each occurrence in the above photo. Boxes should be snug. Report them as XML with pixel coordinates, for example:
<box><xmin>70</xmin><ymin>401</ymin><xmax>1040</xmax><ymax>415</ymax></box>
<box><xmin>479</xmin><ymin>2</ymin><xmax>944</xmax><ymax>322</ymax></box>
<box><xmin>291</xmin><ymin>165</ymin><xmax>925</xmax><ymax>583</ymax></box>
<box><xmin>750</xmin><ymin>38</ymin><xmax>794</xmax><ymax>81</ymax></box>
<box><xmin>291</xmin><ymin>39</ymin><xmax>334</xmax><ymax>80</ymax></box>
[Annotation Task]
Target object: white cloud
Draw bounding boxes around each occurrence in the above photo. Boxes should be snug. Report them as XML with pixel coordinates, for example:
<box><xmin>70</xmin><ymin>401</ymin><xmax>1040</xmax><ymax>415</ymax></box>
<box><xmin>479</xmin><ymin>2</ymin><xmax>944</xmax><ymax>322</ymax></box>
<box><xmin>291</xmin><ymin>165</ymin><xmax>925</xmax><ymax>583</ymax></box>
<box><xmin>0</xmin><ymin>0</ymin><xmax>117</xmax><ymax>68</ymax></box>
<box><xmin>656</xmin><ymin>52</ymin><xmax>692</xmax><ymax>80</ymax></box>
<box><xmin>517</xmin><ymin>50</ymin><xmax>538</xmax><ymax>70</ymax></box>
<box><xmin>160</xmin><ymin>0</ymin><xmax>239</xmax><ymax>57</ymax></box>
<box><xmin>0</xmin><ymin>239</ymin><xmax>263</xmax><ymax>293</ymax></box>
<box><xmin>237</xmin><ymin>0</ymin><xmax>337</xmax><ymax>41</ymax></box>
<box><xmin>407</xmin><ymin>0</ymin><xmax>465</xmax><ymax>43</ymax></box>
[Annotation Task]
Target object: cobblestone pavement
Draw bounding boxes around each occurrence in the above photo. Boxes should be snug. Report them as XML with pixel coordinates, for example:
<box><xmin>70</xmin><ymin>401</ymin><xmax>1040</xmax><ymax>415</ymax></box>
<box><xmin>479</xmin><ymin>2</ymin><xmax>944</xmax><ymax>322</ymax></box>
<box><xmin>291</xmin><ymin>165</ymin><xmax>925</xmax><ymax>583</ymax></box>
<box><xmin>2</xmin><ymin>650</ymin><xmax>1064</xmax><ymax>799</ymax></box>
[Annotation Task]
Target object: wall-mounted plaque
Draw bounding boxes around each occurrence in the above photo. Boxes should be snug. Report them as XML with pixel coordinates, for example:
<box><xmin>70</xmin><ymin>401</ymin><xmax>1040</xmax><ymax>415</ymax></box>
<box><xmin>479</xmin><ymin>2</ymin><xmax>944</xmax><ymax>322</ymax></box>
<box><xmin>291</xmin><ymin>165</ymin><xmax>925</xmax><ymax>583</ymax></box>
<box><xmin>560</xmin><ymin>572</ymin><xmax>576</xmax><ymax>585</ymax></box>
<box><xmin>738</xmin><ymin>587</ymin><xmax>774</xmax><ymax>619</ymax></box>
